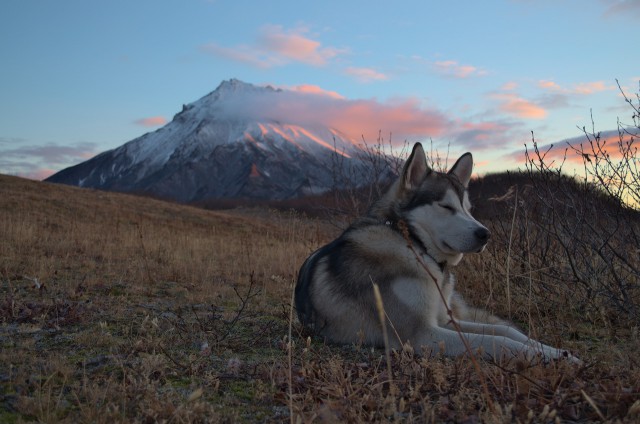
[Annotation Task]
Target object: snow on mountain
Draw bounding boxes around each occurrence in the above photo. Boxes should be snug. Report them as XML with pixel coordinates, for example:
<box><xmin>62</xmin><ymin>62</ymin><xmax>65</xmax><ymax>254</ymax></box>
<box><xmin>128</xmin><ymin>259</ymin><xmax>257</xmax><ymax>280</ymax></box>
<box><xmin>46</xmin><ymin>79</ymin><xmax>382</xmax><ymax>202</ymax></box>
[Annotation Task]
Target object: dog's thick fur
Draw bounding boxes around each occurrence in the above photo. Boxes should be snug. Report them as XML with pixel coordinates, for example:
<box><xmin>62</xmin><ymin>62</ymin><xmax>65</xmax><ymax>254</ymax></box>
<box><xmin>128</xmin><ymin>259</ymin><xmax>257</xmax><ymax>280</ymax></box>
<box><xmin>295</xmin><ymin>143</ymin><xmax>578</xmax><ymax>363</ymax></box>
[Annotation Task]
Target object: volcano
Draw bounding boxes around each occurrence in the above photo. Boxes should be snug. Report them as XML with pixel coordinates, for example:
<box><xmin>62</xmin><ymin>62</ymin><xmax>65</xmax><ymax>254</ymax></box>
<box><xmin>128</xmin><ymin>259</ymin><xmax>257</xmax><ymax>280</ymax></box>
<box><xmin>46</xmin><ymin>79</ymin><xmax>385</xmax><ymax>202</ymax></box>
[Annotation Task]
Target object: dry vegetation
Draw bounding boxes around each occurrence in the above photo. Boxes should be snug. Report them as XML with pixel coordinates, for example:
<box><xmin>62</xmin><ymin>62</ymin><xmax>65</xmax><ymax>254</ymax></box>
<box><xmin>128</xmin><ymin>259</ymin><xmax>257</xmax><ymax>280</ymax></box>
<box><xmin>1</xmin><ymin>171</ymin><xmax>640</xmax><ymax>423</ymax></box>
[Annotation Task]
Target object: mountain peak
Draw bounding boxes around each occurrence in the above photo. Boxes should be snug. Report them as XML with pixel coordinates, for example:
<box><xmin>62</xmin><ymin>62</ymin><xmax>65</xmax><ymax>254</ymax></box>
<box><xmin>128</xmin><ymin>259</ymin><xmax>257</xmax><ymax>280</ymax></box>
<box><xmin>214</xmin><ymin>78</ymin><xmax>280</xmax><ymax>95</ymax></box>
<box><xmin>216</xmin><ymin>78</ymin><xmax>254</xmax><ymax>91</ymax></box>
<box><xmin>185</xmin><ymin>79</ymin><xmax>281</xmax><ymax>119</ymax></box>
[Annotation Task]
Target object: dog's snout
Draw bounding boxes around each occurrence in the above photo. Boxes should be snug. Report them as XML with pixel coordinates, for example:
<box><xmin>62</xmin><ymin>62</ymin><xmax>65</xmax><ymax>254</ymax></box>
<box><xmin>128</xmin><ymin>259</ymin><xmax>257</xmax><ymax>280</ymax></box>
<box><xmin>475</xmin><ymin>227</ymin><xmax>490</xmax><ymax>243</ymax></box>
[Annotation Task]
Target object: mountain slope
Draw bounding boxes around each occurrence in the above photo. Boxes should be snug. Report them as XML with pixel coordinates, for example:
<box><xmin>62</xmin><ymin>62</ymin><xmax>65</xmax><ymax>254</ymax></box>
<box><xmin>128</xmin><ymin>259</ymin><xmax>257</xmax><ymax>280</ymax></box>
<box><xmin>46</xmin><ymin>79</ymin><xmax>371</xmax><ymax>202</ymax></box>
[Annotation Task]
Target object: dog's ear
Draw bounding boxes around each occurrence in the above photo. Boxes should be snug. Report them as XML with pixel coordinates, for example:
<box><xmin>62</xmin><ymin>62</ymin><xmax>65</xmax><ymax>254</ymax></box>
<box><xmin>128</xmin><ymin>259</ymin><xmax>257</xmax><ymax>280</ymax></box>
<box><xmin>448</xmin><ymin>152</ymin><xmax>473</xmax><ymax>187</ymax></box>
<box><xmin>402</xmin><ymin>143</ymin><xmax>430</xmax><ymax>190</ymax></box>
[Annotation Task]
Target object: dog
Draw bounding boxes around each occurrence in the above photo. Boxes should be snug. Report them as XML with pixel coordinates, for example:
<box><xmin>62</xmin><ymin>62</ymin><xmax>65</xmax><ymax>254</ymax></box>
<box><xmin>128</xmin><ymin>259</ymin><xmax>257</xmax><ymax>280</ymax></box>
<box><xmin>295</xmin><ymin>142</ymin><xmax>578</xmax><ymax>363</ymax></box>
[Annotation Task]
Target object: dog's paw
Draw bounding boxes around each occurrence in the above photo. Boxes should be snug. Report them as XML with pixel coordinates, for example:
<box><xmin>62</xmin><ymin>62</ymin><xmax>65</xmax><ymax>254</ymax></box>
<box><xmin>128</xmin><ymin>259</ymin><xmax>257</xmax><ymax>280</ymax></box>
<box><xmin>537</xmin><ymin>345</ymin><xmax>582</xmax><ymax>365</ymax></box>
<box><xmin>560</xmin><ymin>350</ymin><xmax>582</xmax><ymax>365</ymax></box>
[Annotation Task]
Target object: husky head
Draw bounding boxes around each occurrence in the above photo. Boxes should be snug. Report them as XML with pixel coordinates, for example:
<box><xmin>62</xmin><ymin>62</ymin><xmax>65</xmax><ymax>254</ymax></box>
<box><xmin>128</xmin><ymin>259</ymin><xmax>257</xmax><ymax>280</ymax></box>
<box><xmin>379</xmin><ymin>142</ymin><xmax>490</xmax><ymax>266</ymax></box>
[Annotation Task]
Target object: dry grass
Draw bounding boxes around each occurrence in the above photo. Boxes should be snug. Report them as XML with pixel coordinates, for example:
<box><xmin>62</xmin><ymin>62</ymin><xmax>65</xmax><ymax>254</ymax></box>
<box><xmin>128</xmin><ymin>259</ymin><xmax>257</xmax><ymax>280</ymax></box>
<box><xmin>1</xmin><ymin>174</ymin><xmax>639</xmax><ymax>423</ymax></box>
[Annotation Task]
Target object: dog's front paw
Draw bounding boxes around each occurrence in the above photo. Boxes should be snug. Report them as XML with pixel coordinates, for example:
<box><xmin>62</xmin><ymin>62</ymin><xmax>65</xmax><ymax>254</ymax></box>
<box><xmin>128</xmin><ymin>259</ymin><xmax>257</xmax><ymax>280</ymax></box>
<box><xmin>544</xmin><ymin>347</ymin><xmax>582</xmax><ymax>365</ymax></box>
<box><xmin>560</xmin><ymin>350</ymin><xmax>582</xmax><ymax>365</ymax></box>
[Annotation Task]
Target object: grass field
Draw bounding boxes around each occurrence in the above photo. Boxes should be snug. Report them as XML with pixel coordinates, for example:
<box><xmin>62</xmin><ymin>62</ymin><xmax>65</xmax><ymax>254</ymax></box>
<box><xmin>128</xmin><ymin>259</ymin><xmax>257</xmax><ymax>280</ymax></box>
<box><xmin>1</xmin><ymin>173</ymin><xmax>639</xmax><ymax>423</ymax></box>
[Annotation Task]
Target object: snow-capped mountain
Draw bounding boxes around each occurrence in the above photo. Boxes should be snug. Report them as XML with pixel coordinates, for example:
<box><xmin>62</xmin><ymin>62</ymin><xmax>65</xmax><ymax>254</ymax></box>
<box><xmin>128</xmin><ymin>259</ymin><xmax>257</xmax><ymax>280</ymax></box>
<box><xmin>46</xmin><ymin>79</ymin><xmax>383</xmax><ymax>202</ymax></box>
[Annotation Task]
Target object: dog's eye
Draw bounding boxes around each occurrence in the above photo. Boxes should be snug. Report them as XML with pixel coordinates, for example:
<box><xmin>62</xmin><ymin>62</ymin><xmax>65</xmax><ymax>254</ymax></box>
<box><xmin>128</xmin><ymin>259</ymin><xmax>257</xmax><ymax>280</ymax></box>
<box><xmin>440</xmin><ymin>204</ymin><xmax>455</xmax><ymax>213</ymax></box>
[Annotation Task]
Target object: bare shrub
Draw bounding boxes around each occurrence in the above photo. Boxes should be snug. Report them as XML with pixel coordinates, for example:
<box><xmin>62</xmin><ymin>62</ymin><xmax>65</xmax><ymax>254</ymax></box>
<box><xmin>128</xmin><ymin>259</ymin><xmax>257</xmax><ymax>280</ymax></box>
<box><xmin>516</xmin><ymin>80</ymin><xmax>640</xmax><ymax>325</ymax></box>
<box><xmin>328</xmin><ymin>135</ymin><xmax>452</xmax><ymax>222</ymax></box>
<box><xmin>570</xmin><ymin>79</ymin><xmax>640</xmax><ymax>207</ymax></box>
<box><xmin>327</xmin><ymin>132</ymin><xmax>409</xmax><ymax>223</ymax></box>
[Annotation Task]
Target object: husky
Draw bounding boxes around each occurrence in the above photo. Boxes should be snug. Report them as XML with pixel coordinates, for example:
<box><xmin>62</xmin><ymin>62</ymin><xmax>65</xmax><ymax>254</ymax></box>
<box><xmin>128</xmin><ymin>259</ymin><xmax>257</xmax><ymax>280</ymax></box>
<box><xmin>295</xmin><ymin>142</ymin><xmax>579</xmax><ymax>363</ymax></box>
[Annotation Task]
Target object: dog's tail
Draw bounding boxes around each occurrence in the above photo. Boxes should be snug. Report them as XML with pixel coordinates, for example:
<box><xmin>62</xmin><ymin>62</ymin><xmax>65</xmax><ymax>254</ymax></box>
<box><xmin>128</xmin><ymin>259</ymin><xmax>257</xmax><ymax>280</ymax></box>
<box><xmin>296</xmin><ymin>236</ymin><xmax>348</xmax><ymax>329</ymax></box>
<box><xmin>295</xmin><ymin>239</ymin><xmax>340</xmax><ymax>327</ymax></box>
<box><xmin>294</xmin><ymin>250</ymin><xmax>320</xmax><ymax>327</ymax></box>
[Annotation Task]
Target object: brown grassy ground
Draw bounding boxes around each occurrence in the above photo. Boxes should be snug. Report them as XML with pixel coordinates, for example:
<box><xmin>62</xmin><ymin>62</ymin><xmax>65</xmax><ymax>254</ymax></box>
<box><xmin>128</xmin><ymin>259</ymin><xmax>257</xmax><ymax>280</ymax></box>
<box><xmin>1</xmin><ymin>174</ymin><xmax>639</xmax><ymax>423</ymax></box>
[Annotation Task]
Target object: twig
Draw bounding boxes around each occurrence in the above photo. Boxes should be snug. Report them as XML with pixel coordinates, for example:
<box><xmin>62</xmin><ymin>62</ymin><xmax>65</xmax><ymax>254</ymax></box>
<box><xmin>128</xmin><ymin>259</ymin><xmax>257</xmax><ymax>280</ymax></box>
<box><xmin>505</xmin><ymin>187</ymin><xmax>518</xmax><ymax>319</ymax></box>
<box><xmin>287</xmin><ymin>279</ymin><xmax>295</xmax><ymax>424</ymax></box>
<box><xmin>371</xmin><ymin>281</ymin><xmax>393</xmax><ymax>391</ymax></box>
<box><xmin>581</xmin><ymin>389</ymin><xmax>606</xmax><ymax>421</ymax></box>
<box><xmin>397</xmin><ymin>220</ymin><xmax>495</xmax><ymax>414</ymax></box>
<box><xmin>135</xmin><ymin>222</ymin><xmax>154</xmax><ymax>285</ymax></box>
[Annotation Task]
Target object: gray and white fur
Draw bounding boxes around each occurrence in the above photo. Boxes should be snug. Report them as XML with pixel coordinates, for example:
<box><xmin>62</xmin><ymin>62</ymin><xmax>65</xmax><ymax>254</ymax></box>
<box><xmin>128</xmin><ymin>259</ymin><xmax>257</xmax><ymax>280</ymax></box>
<box><xmin>295</xmin><ymin>142</ymin><xmax>579</xmax><ymax>363</ymax></box>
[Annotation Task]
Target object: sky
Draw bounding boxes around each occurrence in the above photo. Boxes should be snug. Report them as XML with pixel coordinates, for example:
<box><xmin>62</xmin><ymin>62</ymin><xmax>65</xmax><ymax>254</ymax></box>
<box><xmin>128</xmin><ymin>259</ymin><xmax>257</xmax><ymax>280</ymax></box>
<box><xmin>1</xmin><ymin>0</ymin><xmax>638</xmax><ymax>180</ymax></box>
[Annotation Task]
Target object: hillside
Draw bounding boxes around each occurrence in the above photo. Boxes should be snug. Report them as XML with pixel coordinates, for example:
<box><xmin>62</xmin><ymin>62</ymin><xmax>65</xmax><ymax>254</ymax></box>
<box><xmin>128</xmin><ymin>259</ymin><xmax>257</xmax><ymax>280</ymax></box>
<box><xmin>1</xmin><ymin>174</ymin><xmax>639</xmax><ymax>422</ymax></box>
<box><xmin>0</xmin><ymin>174</ymin><xmax>329</xmax><ymax>421</ymax></box>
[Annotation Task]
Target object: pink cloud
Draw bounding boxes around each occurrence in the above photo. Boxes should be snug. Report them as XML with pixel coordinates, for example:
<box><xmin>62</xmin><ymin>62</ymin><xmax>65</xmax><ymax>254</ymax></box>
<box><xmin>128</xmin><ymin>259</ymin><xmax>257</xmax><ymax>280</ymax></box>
<box><xmin>501</xmin><ymin>81</ymin><xmax>518</xmax><ymax>91</ymax></box>
<box><xmin>209</xmin><ymin>83</ymin><xmax>537</xmax><ymax>153</ymax></box>
<box><xmin>291</xmin><ymin>84</ymin><xmax>345</xmax><ymax>99</ymax></box>
<box><xmin>554</xmin><ymin>129</ymin><xmax>637</xmax><ymax>164</ymax></box>
<box><xmin>134</xmin><ymin>116</ymin><xmax>167</xmax><ymax>127</ymax></box>
<box><xmin>538</xmin><ymin>80</ymin><xmax>563</xmax><ymax>91</ymax></box>
<box><xmin>258</xmin><ymin>25</ymin><xmax>341</xmax><ymax>66</ymax></box>
<box><xmin>215</xmin><ymin>87</ymin><xmax>451</xmax><ymax>142</ymax></box>
<box><xmin>492</xmin><ymin>93</ymin><xmax>547</xmax><ymax>119</ymax></box>
<box><xmin>201</xmin><ymin>25</ymin><xmax>345</xmax><ymax>68</ymax></box>
<box><xmin>214</xmin><ymin>84</ymin><xmax>530</xmax><ymax>154</ymax></box>
<box><xmin>538</xmin><ymin>79</ymin><xmax>614</xmax><ymax>95</ymax></box>
<box><xmin>433</xmin><ymin>60</ymin><xmax>487</xmax><ymax>79</ymax></box>
<box><xmin>536</xmin><ymin>79</ymin><xmax>615</xmax><ymax>110</ymax></box>
<box><xmin>573</xmin><ymin>81</ymin><xmax>612</xmax><ymax>95</ymax></box>
<box><xmin>24</xmin><ymin>168</ymin><xmax>56</xmax><ymax>180</ymax></box>
<box><xmin>344</xmin><ymin>67</ymin><xmax>389</xmax><ymax>83</ymax></box>
<box><xmin>503</xmin><ymin>128</ymin><xmax>639</xmax><ymax>168</ymax></box>
<box><xmin>327</xmin><ymin>98</ymin><xmax>448</xmax><ymax>140</ymax></box>
<box><xmin>473</xmin><ymin>160</ymin><xmax>491</xmax><ymax>169</ymax></box>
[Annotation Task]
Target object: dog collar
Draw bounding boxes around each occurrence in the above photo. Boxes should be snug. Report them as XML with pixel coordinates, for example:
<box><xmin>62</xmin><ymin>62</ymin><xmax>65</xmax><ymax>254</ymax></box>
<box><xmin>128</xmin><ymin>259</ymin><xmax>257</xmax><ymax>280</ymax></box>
<box><xmin>385</xmin><ymin>219</ymin><xmax>446</xmax><ymax>272</ymax></box>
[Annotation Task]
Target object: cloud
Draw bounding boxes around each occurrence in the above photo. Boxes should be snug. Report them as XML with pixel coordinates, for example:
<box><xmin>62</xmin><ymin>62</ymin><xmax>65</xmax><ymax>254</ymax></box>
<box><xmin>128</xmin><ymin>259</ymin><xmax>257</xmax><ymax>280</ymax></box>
<box><xmin>538</xmin><ymin>79</ymin><xmax>614</xmax><ymax>95</ymax></box>
<box><xmin>555</xmin><ymin>127</ymin><xmax>639</xmax><ymax>164</ymax></box>
<box><xmin>201</xmin><ymin>25</ymin><xmax>345</xmax><ymax>68</ymax></box>
<box><xmin>533</xmin><ymin>79</ymin><xmax>615</xmax><ymax>112</ymax></box>
<box><xmin>0</xmin><ymin>136</ymin><xmax>27</xmax><ymax>145</ymax></box>
<box><xmin>212</xmin><ymin>84</ymin><xmax>533</xmax><ymax>156</ymax></box>
<box><xmin>492</xmin><ymin>93</ymin><xmax>547</xmax><ymax>119</ymax></box>
<box><xmin>19</xmin><ymin>168</ymin><xmax>57</xmax><ymax>181</ymax></box>
<box><xmin>573</xmin><ymin>81</ymin><xmax>613</xmax><ymax>95</ymax></box>
<box><xmin>538</xmin><ymin>93</ymin><xmax>571</xmax><ymax>109</ymax></box>
<box><xmin>257</xmin><ymin>25</ymin><xmax>341</xmax><ymax>66</ymax></box>
<box><xmin>433</xmin><ymin>60</ymin><xmax>487</xmax><ymax>79</ymax></box>
<box><xmin>344</xmin><ymin>67</ymin><xmax>389</xmax><ymax>83</ymax></box>
<box><xmin>0</xmin><ymin>141</ymin><xmax>99</xmax><ymax>180</ymax></box>
<box><xmin>451</xmin><ymin>120</ymin><xmax>522</xmax><ymax>151</ymax></box>
<box><xmin>134</xmin><ymin>116</ymin><xmax>167</xmax><ymax>127</ymax></box>
<box><xmin>538</xmin><ymin>80</ymin><xmax>563</xmax><ymax>91</ymax></box>
<box><xmin>328</xmin><ymin>98</ymin><xmax>450</xmax><ymax>141</ymax></box>
<box><xmin>200</xmin><ymin>43</ymin><xmax>284</xmax><ymax>69</ymax></box>
<box><xmin>213</xmin><ymin>86</ymin><xmax>451</xmax><ymax>142</ymax></box>
<box><xmin>601</xmin><ymin>0</ymin><xmax>640</xmax><ymax>19</ymax></box>
<box><xmin>503</xmin><ymin>127</ymin><xmax>640</xmax><ymax>167</ymax></box>
<box><xmin>289</xmin><ymin>84</ymin><xmax>345</xmax><ymax>99</ymax></box>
